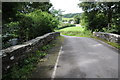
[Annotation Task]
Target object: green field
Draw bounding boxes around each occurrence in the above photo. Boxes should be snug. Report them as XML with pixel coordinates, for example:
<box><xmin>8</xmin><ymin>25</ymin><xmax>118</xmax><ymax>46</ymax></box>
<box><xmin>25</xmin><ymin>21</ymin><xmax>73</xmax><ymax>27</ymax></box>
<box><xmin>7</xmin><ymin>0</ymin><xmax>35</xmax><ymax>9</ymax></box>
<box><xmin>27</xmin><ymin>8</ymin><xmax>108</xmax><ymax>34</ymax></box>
<box><xmin>56</xmin><ymin>26</ymin><xmax>92</xmax><ymax>37</ymax></box>
<box><xmin>58</xmin><ymin>27</ymin><xmax>84</xmax><ymax>32</ymax></box>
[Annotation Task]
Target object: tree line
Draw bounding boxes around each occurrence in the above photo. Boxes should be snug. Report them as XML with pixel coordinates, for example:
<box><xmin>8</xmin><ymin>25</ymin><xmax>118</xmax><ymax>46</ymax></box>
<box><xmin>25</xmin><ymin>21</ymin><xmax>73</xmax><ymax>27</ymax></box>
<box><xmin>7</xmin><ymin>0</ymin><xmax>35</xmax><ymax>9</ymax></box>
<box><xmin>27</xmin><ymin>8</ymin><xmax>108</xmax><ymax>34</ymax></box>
<box><xmin>79</xmin><ymin>2</ymin><xmax>120</xmax><ymax>34</ymax></box>
<box><xmin>63</xmin><ymin>13</ymin><xmax>81</xmax><ymax>18</ymax></box>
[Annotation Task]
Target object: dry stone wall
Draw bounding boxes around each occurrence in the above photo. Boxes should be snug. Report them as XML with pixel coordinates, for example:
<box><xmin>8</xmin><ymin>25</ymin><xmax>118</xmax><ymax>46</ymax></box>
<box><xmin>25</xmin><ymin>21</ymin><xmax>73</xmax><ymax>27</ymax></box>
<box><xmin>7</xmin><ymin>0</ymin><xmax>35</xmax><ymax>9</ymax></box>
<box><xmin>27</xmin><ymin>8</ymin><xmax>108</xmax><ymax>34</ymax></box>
<box><xmin>1</xmin><ymin>32</ymin><xmax>60</xmax><ymax>74</ymax></box>
<box><xmin>93</xmin><ymin>32</ymin><xmax>120</xmax><ymax>44</ymax></box>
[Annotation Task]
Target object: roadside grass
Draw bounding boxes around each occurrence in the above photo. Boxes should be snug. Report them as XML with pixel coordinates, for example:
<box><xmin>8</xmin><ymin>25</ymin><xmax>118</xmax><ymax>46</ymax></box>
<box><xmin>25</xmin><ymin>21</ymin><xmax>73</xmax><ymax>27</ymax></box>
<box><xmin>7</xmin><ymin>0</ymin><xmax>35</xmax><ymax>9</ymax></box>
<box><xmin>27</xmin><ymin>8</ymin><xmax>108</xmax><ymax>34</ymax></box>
<box><xmin>56</xmin><ymin>23</ymin><xmax>75</xmax><ymax>30</ymax></box>
<box><xmin>92</xmin><ymin>36</ymin><xmax>120</xmax><ymax>50</ymax></box>
<box><xmin>3</xmin><ymin>36</ymin><xmax>63</xmax><ymax>79</ymax></box>
<box><xmin>56</xmin><ymin>26</ymin><xmax>92</xmax><ymax>37</ymax></box>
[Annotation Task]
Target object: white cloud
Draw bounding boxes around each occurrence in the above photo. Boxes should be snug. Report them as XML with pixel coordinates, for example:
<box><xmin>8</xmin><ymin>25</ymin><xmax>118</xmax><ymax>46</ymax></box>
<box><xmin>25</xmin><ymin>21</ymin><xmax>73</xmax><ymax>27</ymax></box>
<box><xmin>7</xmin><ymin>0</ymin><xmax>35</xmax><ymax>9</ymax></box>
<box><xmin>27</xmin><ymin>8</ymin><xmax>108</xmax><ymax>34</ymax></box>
<box><xmin>50</xmin><ymin>0</ymin><xmax>83</xmax><ymax>14</ymax></box>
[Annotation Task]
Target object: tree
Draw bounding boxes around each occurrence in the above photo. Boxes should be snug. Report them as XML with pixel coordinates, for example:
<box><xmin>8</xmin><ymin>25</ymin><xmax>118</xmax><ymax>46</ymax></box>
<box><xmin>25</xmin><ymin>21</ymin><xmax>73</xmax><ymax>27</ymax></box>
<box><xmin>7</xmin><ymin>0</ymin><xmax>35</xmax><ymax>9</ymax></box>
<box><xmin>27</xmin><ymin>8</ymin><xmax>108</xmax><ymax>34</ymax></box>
<box><xmin>29</xmin><ymin>2</ymin><xmax>52</xmax><ymax>12</ymax></box>
<box><xmin>63</xmin><ymin>13</ymin><xmax>81</xmax><ymax>18</ymax></box>
<box><xmin>74</xmin><ymin>14</ymin><xmax>81</xmax><ymax>24</ymax></box>
<box><xmin>2</xmin><ymin>2</ymin><xmax>59</xmax><ymax>48</ymax></box>
<box><xmin>97</xmin><ymin>2</ymin><xmax>119</xmax><ymax>28</ymax></box>
<box><xmin>50</xmin><ymin>7</ymin><xmax>64</xmax><ymax>21</ymax></box>
<box><xmin>78</xmin><ymin>2</ymin><xmax>120</xmax><ymax>34</ymax></box>
<box><xmin>2</xmin><ymin>2</ymin><xmax>52</xmax><ymax>24</ymax></box>
<box><xmin>2</xmin><ymin>2</ymin><xmax>24</xmax><ymax>23</ymax></box>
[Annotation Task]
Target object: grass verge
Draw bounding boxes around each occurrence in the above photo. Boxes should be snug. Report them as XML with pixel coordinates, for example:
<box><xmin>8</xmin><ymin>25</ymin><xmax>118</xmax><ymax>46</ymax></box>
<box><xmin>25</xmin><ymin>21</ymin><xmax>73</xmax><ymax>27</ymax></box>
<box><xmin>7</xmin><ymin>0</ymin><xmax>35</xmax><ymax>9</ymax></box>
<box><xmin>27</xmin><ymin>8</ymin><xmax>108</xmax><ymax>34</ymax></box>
<box><xmin>56</xmin><ymin>27</ymin><xmax>92</xmax><ymax>37</ymax></box>
<box><xmin>92</xmin><ymin>36</ymin><xmax>120</xmax><ymax>50</ymax></box>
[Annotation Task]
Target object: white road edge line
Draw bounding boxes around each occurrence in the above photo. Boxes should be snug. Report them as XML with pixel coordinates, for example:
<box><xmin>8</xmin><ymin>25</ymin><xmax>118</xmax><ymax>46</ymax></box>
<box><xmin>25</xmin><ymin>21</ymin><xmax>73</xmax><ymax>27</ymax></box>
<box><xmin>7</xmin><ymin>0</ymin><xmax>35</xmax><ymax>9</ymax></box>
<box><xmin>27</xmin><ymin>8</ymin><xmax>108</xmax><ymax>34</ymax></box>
<box><xmin>51</xmin><ymin>46</ymin><xmax>62</xmax><ymax>80</ymax></box>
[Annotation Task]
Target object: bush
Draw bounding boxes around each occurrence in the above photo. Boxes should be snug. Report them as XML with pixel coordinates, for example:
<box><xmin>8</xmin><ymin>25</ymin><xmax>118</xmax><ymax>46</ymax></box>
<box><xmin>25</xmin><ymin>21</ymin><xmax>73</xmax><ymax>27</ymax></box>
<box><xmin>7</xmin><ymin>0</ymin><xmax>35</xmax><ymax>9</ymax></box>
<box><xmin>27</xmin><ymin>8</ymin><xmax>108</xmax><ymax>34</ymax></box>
<box><xmin>2</xmin><ymin>10</ymin><xmax>59</xmax><ymax>49</ymax></box>
<box><xmin>23</xmin><ymin>10</ymin><xmax>59</xmax><ymax>39</ymax></box>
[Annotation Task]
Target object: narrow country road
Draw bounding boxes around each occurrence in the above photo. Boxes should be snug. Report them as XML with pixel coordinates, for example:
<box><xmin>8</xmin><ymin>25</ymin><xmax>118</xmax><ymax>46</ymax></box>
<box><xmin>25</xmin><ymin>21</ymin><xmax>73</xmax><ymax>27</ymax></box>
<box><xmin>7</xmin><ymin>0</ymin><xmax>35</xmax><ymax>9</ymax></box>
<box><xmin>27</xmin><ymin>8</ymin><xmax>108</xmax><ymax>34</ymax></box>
<box><xmin>53</xmin><ymin>35</ymin><xmax>118</xmax><ymax>78</ymax></box>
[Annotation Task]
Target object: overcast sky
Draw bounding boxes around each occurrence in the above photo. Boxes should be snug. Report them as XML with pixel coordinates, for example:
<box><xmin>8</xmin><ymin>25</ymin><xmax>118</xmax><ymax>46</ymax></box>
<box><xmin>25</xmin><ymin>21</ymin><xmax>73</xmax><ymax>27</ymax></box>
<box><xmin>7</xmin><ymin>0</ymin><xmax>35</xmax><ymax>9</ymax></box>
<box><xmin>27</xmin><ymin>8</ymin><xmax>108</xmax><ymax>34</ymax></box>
<box><xmin>50</xmin><ymin>0</ymin><xmax>83</xmax><ymax>14</ymax></box>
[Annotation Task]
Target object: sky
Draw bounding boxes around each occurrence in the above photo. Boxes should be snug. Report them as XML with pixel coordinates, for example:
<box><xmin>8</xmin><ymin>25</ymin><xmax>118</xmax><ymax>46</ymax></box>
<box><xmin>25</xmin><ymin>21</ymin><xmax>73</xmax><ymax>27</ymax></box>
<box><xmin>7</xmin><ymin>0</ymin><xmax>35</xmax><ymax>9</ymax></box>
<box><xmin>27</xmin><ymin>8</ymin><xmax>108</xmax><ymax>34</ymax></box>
<box><xmin>50</xmin><ymin>0</ymin><xmax>84</xmax><ymax>14</ymax></box>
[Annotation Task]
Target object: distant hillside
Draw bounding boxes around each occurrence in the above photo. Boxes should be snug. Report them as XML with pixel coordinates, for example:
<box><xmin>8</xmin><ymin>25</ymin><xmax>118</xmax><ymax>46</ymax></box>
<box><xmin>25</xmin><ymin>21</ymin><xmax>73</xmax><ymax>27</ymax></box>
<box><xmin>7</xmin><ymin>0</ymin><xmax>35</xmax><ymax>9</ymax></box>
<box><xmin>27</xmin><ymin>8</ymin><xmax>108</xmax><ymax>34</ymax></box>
<box><xmin>63</xmin><ymin>13</ymin><xmax>81</xmax><ymax>18</ymax></box>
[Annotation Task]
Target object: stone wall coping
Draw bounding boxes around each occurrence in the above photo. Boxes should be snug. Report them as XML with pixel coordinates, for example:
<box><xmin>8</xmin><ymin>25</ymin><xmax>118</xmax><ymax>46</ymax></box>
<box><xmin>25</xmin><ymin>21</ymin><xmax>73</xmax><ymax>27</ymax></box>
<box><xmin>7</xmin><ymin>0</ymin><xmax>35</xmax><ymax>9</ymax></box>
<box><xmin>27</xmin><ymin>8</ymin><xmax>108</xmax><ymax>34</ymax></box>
<box><xmin>93</xmin><ymin>32</ymin><xmax>120</xmax><ymax>37</ymax></box>
<box><xmin>93</xmin><ymin>32</ymin><xmax>120</xmax><ymax>44</ymax></box>
<box><xmin>1</xmin><ymin>32</ymin><xmax>59</xmax><ymax>55</ymax></box>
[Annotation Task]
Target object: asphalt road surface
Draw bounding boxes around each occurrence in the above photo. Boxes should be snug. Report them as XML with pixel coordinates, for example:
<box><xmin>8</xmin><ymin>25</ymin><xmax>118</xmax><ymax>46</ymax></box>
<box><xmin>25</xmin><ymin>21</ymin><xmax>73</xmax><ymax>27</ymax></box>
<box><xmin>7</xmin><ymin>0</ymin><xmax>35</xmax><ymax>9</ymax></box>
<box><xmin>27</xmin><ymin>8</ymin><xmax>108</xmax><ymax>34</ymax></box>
<box><xmin>53</xmin><ymin>35</ymin><xmax>118</xmax><ymax>78</ymax></box>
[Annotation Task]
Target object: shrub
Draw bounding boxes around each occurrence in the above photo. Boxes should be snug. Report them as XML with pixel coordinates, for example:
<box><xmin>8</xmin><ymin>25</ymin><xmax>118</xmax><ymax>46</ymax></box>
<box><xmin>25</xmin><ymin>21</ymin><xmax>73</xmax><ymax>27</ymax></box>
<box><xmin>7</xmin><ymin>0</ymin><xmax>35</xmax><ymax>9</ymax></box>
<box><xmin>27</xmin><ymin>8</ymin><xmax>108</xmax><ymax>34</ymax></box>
<box><xmin>23</xmin><ymin>10</ymin><xmax>59</xmax><ymax>39</ymax></box>
<box><xmin>2</xmin><ymin>10</ymin><xmax>59</xmax><ymax>48</ymax></box>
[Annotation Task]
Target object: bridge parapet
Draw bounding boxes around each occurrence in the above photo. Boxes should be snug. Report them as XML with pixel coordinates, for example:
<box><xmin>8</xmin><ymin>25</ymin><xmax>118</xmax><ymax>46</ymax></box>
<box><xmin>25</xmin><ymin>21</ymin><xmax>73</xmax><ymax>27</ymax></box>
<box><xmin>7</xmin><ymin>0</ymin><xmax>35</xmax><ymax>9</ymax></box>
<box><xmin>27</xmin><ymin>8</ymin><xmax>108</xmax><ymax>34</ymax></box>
<box><xmin>93</xmin><ymin>32</ymin><xmax>120</xmax><ymax>44</ymax></box>
<box><xmin>1</xmin><ymin>32</ymin><xmax>60</xmax><ymax>74</ymax></box>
